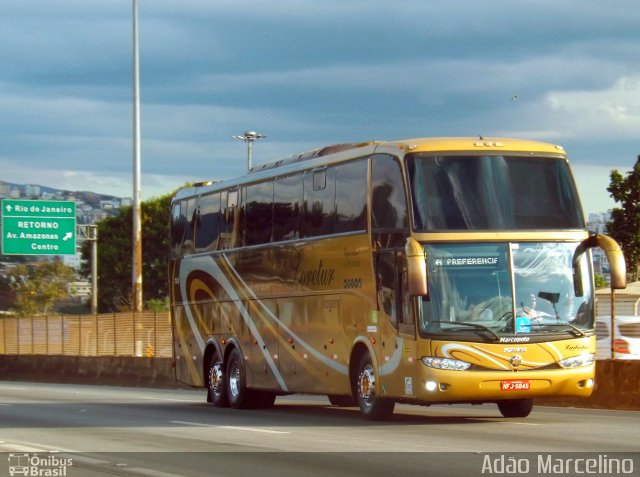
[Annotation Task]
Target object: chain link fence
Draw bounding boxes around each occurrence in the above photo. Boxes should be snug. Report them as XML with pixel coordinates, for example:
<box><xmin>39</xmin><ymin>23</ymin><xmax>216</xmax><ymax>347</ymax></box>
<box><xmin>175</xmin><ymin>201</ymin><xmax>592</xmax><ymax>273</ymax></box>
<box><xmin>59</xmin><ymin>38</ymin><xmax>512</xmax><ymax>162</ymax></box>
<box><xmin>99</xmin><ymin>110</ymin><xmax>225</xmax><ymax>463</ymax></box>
<box><xmin>0</xmin><ymin>312</ymin><xmax>173</xmax><ymax>358</ymax></box>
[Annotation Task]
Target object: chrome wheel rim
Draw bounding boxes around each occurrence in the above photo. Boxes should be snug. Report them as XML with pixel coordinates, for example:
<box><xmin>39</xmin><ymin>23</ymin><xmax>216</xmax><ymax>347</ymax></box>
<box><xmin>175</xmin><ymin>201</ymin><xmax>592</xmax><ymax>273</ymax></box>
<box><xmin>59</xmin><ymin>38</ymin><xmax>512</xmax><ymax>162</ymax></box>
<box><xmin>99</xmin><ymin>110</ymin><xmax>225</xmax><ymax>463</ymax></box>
<box><xmin>229</xmin><ymin>362</ymin><xmax>241</xmax><ymax>398</ymax></box>
<box><xmin>209</xmin><ymin>362</ymin><xmax>223</xmax><ymax>396</ymax></box>
<box><xmin>358</xmin><ymin>364</ymin><xmax>376</xmax><ymax>406</ymax></box>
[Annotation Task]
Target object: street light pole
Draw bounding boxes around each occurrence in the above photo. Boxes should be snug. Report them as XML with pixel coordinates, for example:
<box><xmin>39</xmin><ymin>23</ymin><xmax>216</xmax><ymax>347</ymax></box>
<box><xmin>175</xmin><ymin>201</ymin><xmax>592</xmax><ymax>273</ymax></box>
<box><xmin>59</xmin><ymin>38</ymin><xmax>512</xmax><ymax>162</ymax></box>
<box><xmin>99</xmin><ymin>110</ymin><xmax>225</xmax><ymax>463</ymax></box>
<box><xmin>132</xmin><ymin>0</ymin><xmax>143</xmax><ymax>312</ymax></box>
<box><xmin>232</xmin><ymin>131</ymin><xmax>267</xmax><ymax>172</ymax></box>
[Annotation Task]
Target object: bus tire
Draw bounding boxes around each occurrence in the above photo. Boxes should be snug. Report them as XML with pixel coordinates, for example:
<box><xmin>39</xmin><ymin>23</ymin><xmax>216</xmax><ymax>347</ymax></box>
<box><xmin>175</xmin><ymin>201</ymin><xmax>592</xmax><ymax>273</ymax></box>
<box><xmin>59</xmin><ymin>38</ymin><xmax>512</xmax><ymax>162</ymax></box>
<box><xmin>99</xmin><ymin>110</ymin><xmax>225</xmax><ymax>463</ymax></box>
<box><xmin>497</xmin><ymin>398</ymin><xmax>534</xmax><ymax>418</ymax></box>
<box><xmin>356</xmin><ymin>352</ymin><xmax>395</xmax><ymax>420</ymax></box>
<box><xmin>226</xmin><ymin>347</ymin><xmax>251</xmax><ymax>409</ymax></box>
<box><xmin>328</xmin><ymin>394</ymin><xmax>357</xmax><ymax>407</ymax></box>
<box><xmin>206</xmin><ymin>350</ymin><xmax>228</xmax><ymax>407</ymax></box>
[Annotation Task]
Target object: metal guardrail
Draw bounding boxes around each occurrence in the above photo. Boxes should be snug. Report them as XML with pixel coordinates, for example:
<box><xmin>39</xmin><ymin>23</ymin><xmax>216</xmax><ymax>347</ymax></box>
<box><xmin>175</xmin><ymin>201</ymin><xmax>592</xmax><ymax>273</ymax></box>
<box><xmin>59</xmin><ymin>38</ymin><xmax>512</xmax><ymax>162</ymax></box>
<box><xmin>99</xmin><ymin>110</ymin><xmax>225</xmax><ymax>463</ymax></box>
<box><xmin>0</xmin><ymin>312</ymin><xmax>172</xmax><ymax>358</ymax></box>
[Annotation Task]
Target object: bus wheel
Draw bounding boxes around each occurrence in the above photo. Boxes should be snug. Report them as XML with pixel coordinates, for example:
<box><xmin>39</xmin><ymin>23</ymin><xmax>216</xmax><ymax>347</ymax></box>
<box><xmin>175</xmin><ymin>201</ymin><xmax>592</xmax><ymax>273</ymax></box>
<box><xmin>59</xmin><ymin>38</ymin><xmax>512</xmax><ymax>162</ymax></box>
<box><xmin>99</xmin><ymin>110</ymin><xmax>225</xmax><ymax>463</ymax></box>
<box><xmin>226</xmin><ymin>347</ymin><xmax>250</xmax><ymax>409</ymax></box>
<box><xmin>207</xmin><ymin>351</ymin><xmax>228</xmax><ymax>407</ymax></box>
<box><xmin>328</xmin><ymin>394</ymin><xmax>357</xmax><ymax>407</ymax></box>
<box><xmin>356</xmin><ymin>353</ymin><xmax>395</xmax><ymax>420</ymax></box>
<box><xmin>497</xmin><ymin>398</ymin><xmax>534</xmax><ymax>418</ymax></box>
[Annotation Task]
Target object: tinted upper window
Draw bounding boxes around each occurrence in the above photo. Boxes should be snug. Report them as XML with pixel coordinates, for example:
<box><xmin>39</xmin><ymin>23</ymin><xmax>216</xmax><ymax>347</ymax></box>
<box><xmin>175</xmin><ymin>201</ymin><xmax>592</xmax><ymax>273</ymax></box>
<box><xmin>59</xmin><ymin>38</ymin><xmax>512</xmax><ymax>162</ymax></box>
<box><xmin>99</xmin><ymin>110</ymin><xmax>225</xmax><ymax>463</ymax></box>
<box><xmin>407</xmin><ymin>154</ymin><xmax>585</xmax><ymax>231</ymax></box>
<box><xmin>183</xmin><ymin>198</ymin><xmax>197</xmax><ymax>254</ymax></box>
<box><xmin>302</xmin><ymin>168</ymin><xmax>336</xmax><ymax>237</ymax></box>
<box><xmin>274</xmin><ymin>174</ymin><xmax>302</xmax><ymax>241</ymax></box>
<box><xmin>335</xmin><ymin>159</ymin><xmax>368</xmax><ymax>233</ymax></box>
<box><xmin>244</xmin><ymin>181</ymin><xmax>274</xmax><ymax>246</ymax></box>
<box><xmin>195</xmin><ymin>193</ymin><xmax>221</xmax><ymax>251</ymax></box>
<box><xmin>170</xmin><ymin>202</ymin><xmax>185</xmax><ymax>257</ymax></box>
<box><xmin>371</xmin><ymin>155</ymin><xmax>408</xmax><ymax>230</ymax></box>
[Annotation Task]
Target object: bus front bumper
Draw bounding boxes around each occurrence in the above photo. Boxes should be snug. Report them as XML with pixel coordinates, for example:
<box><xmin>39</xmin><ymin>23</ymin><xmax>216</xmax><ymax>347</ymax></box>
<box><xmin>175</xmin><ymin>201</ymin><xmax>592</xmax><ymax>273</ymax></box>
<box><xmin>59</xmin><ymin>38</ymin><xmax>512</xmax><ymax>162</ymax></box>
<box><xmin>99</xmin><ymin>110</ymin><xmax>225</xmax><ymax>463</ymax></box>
<box><xmin>414</xmin><ymin>364</ymin><xmax>595</xmax><ymax>403</ymax></box>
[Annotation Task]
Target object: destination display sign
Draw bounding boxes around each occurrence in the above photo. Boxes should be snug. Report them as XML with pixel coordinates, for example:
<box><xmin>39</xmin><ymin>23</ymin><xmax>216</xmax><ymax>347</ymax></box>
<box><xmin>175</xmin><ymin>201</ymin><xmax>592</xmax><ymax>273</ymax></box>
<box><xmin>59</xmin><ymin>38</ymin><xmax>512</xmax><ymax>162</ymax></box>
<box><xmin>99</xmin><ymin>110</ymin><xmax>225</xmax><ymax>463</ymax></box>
<box><xmin>1</xmin><ymin>199</ymin><xmax>77</xmax><ymax>255</ymax></box>
<box><xmin>433</xmin><ymin>255</ymin><xmax>500</xmax><ymax>268</ymax></box>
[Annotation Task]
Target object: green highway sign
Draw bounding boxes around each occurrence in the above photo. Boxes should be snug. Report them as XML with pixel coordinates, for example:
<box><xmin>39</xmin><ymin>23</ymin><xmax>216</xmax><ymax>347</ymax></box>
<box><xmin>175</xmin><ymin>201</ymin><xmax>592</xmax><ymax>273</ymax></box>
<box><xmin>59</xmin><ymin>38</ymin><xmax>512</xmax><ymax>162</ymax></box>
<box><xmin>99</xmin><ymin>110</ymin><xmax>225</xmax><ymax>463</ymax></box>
<box><xmin>1</xmin><ymin>199</ymin><xmax>77</xmax><ymax>255</ymax></box>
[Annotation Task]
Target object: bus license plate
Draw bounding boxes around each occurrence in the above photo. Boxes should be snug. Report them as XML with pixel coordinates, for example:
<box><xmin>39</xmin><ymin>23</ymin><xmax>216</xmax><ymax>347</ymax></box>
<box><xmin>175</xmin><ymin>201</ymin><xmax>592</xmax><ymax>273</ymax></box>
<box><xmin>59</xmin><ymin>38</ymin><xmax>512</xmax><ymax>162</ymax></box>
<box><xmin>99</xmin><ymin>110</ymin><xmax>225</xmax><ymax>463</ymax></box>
<box><xmin>500</xmin><ymin>380</ymin><xmax>530</xmax><ymax>391</ymax></box>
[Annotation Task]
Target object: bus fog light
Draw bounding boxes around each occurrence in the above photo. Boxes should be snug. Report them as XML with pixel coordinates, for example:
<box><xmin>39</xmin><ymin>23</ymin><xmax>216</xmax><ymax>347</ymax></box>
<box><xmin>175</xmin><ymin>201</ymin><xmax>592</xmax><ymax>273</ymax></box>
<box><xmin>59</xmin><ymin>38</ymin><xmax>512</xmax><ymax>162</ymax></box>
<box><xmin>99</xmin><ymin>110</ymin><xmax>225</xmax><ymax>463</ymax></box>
<box><xmin>558</xmin><ymin>353</ymin><xmax>595</xmax><ymax>368</ymax></box>
<box><xmin>578</xmin><ymin>378</ymin><xmax>594</xmax><ymax>388</ymax></box>
<box><xmin>425</xmin><ymin>381</ymin><xmax>438</xmax><ymax>392</ymax></box>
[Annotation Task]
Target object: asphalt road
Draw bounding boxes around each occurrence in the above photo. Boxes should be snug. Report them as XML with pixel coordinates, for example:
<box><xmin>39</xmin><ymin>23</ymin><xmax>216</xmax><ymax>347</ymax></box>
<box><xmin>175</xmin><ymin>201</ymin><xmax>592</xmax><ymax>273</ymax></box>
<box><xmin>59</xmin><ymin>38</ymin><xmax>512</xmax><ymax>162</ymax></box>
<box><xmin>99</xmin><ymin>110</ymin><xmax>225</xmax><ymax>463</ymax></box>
<box><xmin>0</xmin><ymin>381</ymin><xmax>638</xmax><ymax>477</ymax></box>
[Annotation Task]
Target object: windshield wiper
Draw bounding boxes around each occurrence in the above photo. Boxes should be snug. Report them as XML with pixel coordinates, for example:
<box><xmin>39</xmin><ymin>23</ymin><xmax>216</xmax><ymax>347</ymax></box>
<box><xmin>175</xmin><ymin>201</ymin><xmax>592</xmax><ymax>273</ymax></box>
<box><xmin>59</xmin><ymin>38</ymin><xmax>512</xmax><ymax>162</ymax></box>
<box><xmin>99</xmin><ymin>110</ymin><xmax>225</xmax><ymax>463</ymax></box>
<box><xmin>533</xmin><ymin>321</ymin><xmax>586</xmax><ymax>337</ymax></box>
<box><xmin>430</xmin><ymin>320</ymin><xmax>500</xmax><ymax>341</ymax></box>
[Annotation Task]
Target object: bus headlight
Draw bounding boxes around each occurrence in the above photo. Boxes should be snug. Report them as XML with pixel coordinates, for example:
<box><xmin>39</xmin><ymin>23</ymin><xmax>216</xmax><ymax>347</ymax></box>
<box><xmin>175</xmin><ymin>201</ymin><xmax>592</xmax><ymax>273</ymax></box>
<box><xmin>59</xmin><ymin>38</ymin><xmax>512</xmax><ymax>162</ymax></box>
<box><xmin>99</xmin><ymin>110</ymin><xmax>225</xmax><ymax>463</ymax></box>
<box><xmin>558</xmin><ymin>353</ymin><xmax>595</xmax><ymax>368</ymax></box>
<box><xmin>422</xmin><ymin>356</ymin><xmax>471</xmax><ymax>371</ymax></box>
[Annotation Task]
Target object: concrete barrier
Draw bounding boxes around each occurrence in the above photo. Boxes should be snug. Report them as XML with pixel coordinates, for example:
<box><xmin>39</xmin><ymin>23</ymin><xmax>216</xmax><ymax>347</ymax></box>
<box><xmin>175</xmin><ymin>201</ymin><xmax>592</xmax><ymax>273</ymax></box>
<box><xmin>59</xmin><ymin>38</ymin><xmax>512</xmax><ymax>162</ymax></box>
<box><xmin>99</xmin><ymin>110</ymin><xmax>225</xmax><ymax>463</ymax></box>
<box><xmin>0</xmin><ymin>356</ymin><xmax>638</xmax><ymax>410</ymax></box>
<box><xmin>0</xmin><ymin>355</ymin><xmax>181</xmax><ymax>389</ymax></box>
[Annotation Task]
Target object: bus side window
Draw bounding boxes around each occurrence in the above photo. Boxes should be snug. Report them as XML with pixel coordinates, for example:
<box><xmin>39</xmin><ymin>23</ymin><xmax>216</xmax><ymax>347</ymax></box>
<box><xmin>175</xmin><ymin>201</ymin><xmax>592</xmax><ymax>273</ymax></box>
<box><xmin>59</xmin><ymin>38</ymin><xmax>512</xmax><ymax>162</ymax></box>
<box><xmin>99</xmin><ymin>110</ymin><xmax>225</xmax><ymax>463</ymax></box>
<box><xmin>371</xmin><ymin>155</ymin><xmax>408</xmax><ymax>230</ymax></box>
<box><xmin>302</xmin><ymin>168</ymin><xmax>336</xmax><ymax>237</ymax></box>
<box><xmin>195</xmin><ymin>193</ymin><xmax>221</xmax><ymax>252</ymax></box>
<box><xmin>335</xmin><ymin>159</ymin><xmax>368</xmax><ymax>233</ymax></box>
<box><xmin>220</xmin><ymin>190</ymin><xmax>238</xmax><ymax>250</ymax></box>
<box><xmin>274</xmin><ymin>174</ymin><xmax>302</xmax><ymax>241</ymax></box>
<box><xmin>182</xmin><ymin>198</ymin><xmax>197</xmax><ymax>255</ymax></box>
<box><xmin>399</xmin><ymin>254</ymin><xmax>416</xmax><ymax>338</ymax></box>
<box><xmin>245</xmin><ymin>180</ymin><xmax>274</xmax><ymax>246</ymax></box>
<box><xmin>376</xmin><ymin>249</ymin><xmax>416</xmax><ymax>336</ymax></box>
<box><xmin>171</xmin><ymin>202</ymin><xmax>186</xmax><ymax>257</ymax></box>
<box><xmin>377</xmin><ymin>250</ymin><xmax>398</xmax><ymax>329</ymax></box>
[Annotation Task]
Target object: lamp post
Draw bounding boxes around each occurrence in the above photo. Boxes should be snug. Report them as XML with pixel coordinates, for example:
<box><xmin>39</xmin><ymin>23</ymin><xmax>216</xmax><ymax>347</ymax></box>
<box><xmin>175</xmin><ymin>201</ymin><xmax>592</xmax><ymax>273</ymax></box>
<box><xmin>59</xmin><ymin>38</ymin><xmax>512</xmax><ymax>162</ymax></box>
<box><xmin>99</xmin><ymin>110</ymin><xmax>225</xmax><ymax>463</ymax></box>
<box><xmin>132</xmin><ymin>0</ymin><xmax>143</xmax><ymax>312</ymax></box>
<box><xmin>232</xmin><ymin>131</ymin><xmax>267</xmax><ymax>172</ymax></box>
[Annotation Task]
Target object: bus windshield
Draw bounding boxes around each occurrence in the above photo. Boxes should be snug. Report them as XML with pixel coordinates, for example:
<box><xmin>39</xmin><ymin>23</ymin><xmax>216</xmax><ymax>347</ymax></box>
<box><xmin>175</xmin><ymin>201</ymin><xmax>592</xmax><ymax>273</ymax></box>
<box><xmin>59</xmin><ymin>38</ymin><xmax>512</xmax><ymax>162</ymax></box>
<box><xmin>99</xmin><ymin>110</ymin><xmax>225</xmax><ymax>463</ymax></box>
<box><xmin>419</xmin><ymin>242</ymin><xmax>594</xmax><ymax>340</ymax></box>
<box><xmin>407</xmin><ymin>154</ymin><xmax>585</xmax><ymax>230</ymax></box>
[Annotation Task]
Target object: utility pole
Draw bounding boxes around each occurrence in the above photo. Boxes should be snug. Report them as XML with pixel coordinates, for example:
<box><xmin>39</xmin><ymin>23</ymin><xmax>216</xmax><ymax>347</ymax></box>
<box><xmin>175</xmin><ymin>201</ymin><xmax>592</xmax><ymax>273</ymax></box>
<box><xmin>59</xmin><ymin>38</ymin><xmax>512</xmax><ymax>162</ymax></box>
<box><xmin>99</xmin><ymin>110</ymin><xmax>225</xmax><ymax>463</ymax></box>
<box><xmin>132</xmin><ymin>0</ymin><xmax>143</xmax><ymax>312</ymax></box>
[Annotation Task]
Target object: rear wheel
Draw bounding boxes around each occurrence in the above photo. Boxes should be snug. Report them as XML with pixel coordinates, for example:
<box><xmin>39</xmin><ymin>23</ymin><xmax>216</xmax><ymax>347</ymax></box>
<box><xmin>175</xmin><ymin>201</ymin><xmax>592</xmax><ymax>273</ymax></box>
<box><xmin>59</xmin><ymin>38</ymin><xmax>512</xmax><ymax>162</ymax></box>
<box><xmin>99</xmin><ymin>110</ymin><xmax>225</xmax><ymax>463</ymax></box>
<box><xmin>226</xmin><ymin>347</ymin><xmax>251</xmax><ymax>409</ymax></box>
<box><xmin>206</xmin><ymin>350</ymin><xmax>228</xmax><ymax>407</ymax></box>
<box><xmin>497</xmin><ymin>398</ymin><xmax>534</xmax><ymax>418</ymax></box>
<box><xmin>356</xmin><ymin>353</ymin><xmax>395</xmax><ymax>420</ymax></box>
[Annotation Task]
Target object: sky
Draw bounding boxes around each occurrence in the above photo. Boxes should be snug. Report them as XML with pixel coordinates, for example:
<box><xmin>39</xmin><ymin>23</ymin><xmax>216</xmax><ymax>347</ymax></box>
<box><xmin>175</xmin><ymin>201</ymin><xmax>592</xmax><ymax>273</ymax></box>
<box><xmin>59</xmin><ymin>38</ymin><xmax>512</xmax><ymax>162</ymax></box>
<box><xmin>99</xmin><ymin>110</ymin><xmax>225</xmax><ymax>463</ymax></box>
<box><xmin>1</xmin><ymin>0</ymin><xmax>639</xmax><ymax>216</ymax></box>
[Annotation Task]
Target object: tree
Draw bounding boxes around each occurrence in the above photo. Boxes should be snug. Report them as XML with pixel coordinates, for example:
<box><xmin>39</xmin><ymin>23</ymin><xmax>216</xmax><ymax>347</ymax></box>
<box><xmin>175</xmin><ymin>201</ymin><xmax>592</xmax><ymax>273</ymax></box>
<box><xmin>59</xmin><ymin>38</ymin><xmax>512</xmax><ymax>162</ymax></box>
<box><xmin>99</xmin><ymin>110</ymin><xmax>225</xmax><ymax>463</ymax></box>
<box><xmin>7</xmin><ymin>259</ymin><xmax>75</xmax><ymax>316</ymax></box>
<box><xmin>81</xmin><ymin>193</ymin><xmax>172</xmax><ymax>312</ymax></box>
<box><xmin>606</xmin><ymin>156</ymin><xmax>640</xmax><ymax>281</ymax></box>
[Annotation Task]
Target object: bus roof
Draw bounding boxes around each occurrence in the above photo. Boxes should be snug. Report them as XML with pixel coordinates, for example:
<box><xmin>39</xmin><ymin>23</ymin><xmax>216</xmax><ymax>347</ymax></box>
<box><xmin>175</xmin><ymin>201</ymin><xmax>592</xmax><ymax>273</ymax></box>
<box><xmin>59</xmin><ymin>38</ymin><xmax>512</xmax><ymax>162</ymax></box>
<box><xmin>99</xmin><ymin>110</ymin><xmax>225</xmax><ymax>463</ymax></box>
<box><xmin>173</xmin><ymin>137</ymin><xmax>567</xmax><ymax>201</ymax></box>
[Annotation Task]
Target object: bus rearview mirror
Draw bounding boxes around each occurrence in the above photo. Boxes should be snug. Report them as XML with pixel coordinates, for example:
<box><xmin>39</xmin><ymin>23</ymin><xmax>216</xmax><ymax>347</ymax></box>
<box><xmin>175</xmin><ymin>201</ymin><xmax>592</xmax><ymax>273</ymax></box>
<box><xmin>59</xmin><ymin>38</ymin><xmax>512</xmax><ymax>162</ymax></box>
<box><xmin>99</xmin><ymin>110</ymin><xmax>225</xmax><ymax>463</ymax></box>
<box><xmin>405</xmin><ymin>237</ymin><xmax>428</xmax><ymax>296</ymax></box>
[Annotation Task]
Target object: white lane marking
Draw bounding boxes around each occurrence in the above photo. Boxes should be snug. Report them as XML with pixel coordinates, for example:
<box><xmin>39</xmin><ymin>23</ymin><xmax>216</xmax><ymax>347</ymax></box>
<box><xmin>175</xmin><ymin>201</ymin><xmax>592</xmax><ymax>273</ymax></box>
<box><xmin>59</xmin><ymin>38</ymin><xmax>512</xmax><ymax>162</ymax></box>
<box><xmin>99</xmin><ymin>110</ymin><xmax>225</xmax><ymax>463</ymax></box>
<box><xmin>170</xmin><ymin>420</ymin><xmax>290</xmax><ymax>434</ymax></box>
<box><xmin>497</xmin><ymin>421</ymin><xmax>541</xmax><ymax>426</ymax></box>
<box><xmin>1</xmin><ymin>443</ymin><xmax>49</xmax><ymax>452</ymax></box>
<box><xmin>170</xmin><ymin>420</ymin><xmax>210</xmax><ymax>427</ymax></box>
<box><xmin>219</xmin><ymin>425</ymin><xmax>290</xmax><ymax>434</ymax></box>
<box><xmin>0</xmin><ymin>439</ymin><xmax>78</xmax><ymax>454</ymax></box>
<box><xmin>139</xmin><ymin>396</ymin><xmax>202</xmax><ymax>403</ymax></box>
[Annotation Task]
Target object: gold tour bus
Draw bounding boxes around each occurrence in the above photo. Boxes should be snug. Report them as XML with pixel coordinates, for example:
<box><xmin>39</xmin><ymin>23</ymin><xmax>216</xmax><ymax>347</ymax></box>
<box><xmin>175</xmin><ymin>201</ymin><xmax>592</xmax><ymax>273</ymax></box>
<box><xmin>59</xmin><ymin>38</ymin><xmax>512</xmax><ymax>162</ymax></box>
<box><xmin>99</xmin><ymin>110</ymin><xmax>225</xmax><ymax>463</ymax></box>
<box><xmin>169</xmin><ymin>137</ymin><xmax>626</xmax><ymax>420</ymax></box>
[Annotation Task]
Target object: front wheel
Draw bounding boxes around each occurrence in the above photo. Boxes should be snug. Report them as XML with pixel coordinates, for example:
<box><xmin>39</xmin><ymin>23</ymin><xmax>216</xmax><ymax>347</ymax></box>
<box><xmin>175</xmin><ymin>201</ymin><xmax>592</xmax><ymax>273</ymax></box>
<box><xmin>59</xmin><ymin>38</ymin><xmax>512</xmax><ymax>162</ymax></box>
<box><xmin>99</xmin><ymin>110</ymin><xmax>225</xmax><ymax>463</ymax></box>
<box><xmin>356</xmin><ymin>353</ymin><xmax>395</xmax><ymax>420</ymax></box>
<box><xmin>497</xmin><ymin>398</ymin><xmax>534</xmax><ymax>418</ymax></box>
